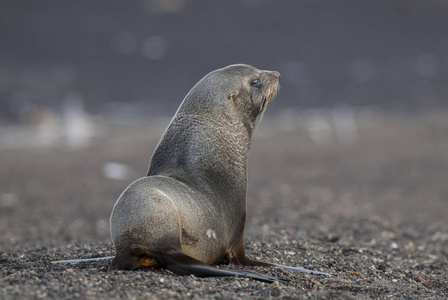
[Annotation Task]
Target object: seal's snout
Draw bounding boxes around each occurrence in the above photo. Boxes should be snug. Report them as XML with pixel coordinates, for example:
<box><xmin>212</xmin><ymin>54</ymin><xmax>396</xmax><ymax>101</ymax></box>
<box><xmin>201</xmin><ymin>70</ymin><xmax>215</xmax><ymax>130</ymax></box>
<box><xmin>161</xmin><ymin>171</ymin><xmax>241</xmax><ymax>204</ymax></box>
<box><xmin>268</xmin><ymin>71</ymin><xmax>280</xmax><ymax>80</ymax></box>
<box><xmin>260</xmin><ymin>70</ymin><xmax>281</xmax><ymax>111</ymax></box>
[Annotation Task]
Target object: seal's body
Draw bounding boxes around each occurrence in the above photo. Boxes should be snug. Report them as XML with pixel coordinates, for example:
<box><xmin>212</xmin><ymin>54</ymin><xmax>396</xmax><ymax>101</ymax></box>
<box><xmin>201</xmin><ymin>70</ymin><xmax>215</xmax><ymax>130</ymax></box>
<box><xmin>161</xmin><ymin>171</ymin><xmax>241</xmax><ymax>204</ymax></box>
<box><xmin>108</xmin><ymin>65</ymin><xmax>327</xmax><ymax>281</ymax></box>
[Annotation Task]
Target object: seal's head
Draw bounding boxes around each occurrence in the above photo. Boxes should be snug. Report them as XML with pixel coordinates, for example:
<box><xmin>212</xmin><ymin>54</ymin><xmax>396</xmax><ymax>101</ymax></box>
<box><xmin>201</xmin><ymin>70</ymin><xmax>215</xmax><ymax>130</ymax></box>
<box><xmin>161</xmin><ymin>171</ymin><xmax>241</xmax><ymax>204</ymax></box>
<box><xmin>179</xmin><ymin>64</ymin><xmax>280</xmax><ymax>132</ymax></box>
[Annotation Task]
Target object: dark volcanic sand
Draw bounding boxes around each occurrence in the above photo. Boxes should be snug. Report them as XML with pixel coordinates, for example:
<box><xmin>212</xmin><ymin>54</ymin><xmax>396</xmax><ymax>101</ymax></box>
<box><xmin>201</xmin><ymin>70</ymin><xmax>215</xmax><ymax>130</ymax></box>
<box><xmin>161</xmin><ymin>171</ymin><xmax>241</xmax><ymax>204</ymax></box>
<box><xmin>1</xmin><ymin>111</ymin><xmax>447</xmax><ymax>299</ymax></box>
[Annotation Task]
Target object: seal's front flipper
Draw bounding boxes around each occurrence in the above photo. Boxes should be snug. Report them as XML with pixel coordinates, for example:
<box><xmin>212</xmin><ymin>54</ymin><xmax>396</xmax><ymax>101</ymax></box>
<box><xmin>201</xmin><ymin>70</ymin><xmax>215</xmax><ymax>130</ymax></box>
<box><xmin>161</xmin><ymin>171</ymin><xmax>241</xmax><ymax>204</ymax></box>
<box><xmin>272</xmin><ymin>263</ymin><xmax>330</xmax><ymax>277</ymax></box>
<box><xmin>228</xmin><ymin>244</ymin><xmax>330</xmax><ymax>277</ymax></box>
<box><xmin>243</xmin><ymin>258</ymin><xmax>330</xmax><ymax>277</ymax></box>
<box><xmin>154</xmin><ymin>251</ymin><xmax>287</xmax><ymax>283</ymax></box>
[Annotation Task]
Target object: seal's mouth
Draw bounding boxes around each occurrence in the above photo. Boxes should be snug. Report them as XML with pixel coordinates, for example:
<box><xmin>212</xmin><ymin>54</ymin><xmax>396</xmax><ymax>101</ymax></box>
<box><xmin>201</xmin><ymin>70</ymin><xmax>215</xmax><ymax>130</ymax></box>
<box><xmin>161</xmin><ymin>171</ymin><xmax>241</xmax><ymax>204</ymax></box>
<box><xmin>261</xmin><ymin>81</ymin><xmax>280</xmax><ymax>112</ymax></box>
<box><xmin>253</xmin><ymin>81</ymin><xmax>279</xmax><ymax>135</ymax></box>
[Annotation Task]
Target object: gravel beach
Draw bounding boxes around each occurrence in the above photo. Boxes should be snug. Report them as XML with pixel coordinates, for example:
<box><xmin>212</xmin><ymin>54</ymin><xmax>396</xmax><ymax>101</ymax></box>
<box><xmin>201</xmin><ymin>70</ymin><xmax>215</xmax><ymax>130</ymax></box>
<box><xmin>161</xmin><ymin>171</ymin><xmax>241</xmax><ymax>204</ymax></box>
<box><xmin>1</xmin><ymin>110</ymin><xmax>447</xmax><ymax>299</ymax></box>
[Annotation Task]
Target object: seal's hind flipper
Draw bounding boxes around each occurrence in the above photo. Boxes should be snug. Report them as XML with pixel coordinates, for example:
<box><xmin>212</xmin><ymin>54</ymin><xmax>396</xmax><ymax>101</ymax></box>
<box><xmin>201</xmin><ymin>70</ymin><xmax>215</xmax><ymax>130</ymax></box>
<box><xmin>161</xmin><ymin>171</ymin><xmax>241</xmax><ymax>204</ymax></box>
<box><xmin>52</xmin><ymin>256</ymin><xmax>114</xmax><ymax>265</ymax></box>
<box><xmin>152</xmin><ymin>250</ymin><xmax>287</xmax><ymax>283</ymax></box>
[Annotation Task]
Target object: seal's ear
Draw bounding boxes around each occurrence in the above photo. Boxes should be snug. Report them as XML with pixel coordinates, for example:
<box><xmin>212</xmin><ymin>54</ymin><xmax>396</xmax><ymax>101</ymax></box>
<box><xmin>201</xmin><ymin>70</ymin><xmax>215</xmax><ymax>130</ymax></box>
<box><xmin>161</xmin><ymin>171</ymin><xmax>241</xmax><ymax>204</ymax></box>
<box><xmin>228</xmin><ymin>91</ymin><xmax>238</xmax><ymax>101</ymax></box>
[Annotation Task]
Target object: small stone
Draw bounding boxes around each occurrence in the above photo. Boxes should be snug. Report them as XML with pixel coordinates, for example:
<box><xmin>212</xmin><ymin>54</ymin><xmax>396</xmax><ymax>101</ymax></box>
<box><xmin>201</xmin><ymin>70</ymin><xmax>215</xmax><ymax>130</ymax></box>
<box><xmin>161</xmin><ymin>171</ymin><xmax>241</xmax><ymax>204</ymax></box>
<box><xmin>390</xmin><ymin>242</ymin><xmax>398</xmax><ymax>249</ymax></box>
<box><xmin>271</xmin><ymin>287</ymin><xmax>281</xmax><ymax>297</ymax></box>
<box><xmin>377</xmin><ymin>263</ymin><xmax>387</xmax><ymax>271</ymax></box>
<box><xmin>328</xmin><ymin>235</ymin><xmax>340</xmax><ymax>243</ymax></box>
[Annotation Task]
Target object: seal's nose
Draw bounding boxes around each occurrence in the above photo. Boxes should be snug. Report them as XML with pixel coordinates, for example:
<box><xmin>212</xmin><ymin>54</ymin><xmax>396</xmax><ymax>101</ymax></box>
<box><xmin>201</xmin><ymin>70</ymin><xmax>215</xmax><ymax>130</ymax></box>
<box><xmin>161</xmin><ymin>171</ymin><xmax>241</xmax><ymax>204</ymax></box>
<box><xmin>266</xmin><ymin>70</ymin><xmax>281</xmax><ymax>80</ymax></box>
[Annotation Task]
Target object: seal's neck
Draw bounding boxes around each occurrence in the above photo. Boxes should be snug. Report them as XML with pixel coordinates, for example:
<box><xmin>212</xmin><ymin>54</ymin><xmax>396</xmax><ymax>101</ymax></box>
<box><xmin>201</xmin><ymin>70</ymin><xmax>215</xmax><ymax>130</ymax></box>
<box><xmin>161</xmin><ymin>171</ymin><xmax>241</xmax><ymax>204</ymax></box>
<box><xmin>147</xmin><ymin>114</ymin><xmax>252</xmax><ymax>197</ymax></box>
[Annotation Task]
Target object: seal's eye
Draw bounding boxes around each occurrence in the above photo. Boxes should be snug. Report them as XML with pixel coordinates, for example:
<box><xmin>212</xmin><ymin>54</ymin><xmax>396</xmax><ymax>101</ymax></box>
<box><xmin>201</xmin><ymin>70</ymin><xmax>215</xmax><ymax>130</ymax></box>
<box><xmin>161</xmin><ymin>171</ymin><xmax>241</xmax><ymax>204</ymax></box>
<box><xmin>250</xmin><ymin>79</ymin><xmax>261</xmax><ymax>86</ymax></box>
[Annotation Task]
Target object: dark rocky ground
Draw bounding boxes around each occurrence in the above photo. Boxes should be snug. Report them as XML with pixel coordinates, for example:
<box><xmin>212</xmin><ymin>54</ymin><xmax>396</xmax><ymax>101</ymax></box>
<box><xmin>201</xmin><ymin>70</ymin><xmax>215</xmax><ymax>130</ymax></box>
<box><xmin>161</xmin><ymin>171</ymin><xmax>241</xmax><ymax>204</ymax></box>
<box><xmin>1</xmin><ymin>110</ymin><xmax>448</xmax><ymax>299</ymax></box>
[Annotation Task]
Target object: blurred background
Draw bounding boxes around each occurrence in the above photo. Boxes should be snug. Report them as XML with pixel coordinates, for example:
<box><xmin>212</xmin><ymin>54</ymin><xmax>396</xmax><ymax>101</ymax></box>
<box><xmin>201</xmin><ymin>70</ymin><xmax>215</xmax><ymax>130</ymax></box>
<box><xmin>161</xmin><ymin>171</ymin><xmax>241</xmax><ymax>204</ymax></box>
<box><xmin>0</xmin><ymin>0</ymin><xmax>447</xmax><ymax>150</ymax></box>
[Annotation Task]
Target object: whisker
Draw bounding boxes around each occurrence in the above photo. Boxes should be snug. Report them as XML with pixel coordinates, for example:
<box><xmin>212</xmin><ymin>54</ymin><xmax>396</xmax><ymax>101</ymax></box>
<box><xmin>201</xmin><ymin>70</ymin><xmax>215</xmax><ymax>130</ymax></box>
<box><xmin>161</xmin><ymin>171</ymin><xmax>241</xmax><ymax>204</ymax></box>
<box><xmin>253</xmin><ymin>106</ymin><xmax>267</xmax><ymax>136</ymax></box>
<box><xmin>253</xmin><ymin>82</ymin><xmax>279</xmax><ymax>135</ymax></box>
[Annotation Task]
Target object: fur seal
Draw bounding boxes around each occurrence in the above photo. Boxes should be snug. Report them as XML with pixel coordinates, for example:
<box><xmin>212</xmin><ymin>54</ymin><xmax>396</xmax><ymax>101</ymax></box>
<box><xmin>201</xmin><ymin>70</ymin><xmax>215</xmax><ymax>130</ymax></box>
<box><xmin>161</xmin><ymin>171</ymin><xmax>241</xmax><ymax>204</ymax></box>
<box><xmin>52</xmin><ymin>64</ymin><xmax>329</xmax><ymax>282</ymax></box>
